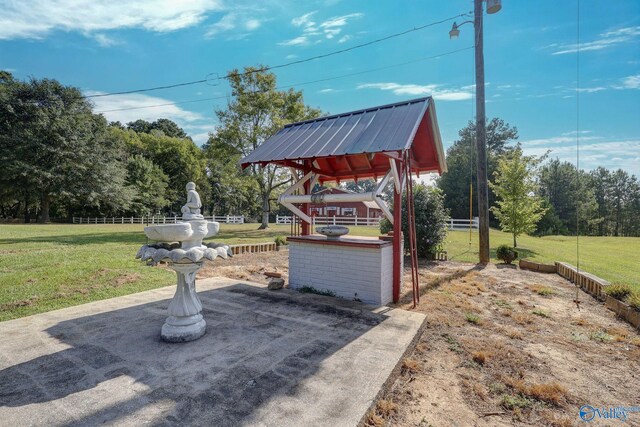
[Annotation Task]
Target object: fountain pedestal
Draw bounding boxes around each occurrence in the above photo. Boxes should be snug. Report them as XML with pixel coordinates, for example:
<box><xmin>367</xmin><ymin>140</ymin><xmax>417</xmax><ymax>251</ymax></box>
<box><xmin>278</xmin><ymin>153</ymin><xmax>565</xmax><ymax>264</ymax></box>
<box><xmin>161</xmin><ymin>262</ymin><xmax>206</xmax><ymax>343</ymax></box>
<box><xmin>136</xmin><ymin>182</ymin><xmax>231</xmax><ymax>343</ymax></box>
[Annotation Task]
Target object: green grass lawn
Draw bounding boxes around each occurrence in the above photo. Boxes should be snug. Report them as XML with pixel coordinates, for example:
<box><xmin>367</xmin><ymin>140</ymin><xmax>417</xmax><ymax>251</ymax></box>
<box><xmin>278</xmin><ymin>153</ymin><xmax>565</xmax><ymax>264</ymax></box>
<box><xmin>1</xmin><ymin>223</ymin><xmax>638</xmax><ymax>321</ymax></box>
<box><xmin>444</xmin><ymin>229</ymin><xmax>640</xmax><ymax>291</ymax></box>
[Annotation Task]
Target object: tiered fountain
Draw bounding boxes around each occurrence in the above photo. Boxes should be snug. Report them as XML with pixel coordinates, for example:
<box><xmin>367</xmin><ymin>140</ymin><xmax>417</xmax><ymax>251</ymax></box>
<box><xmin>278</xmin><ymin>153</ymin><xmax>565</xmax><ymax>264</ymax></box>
<box><xmin>136</xmin><ymin>182</ymin><xmax>231</xmax><ymax>343</ymax></box>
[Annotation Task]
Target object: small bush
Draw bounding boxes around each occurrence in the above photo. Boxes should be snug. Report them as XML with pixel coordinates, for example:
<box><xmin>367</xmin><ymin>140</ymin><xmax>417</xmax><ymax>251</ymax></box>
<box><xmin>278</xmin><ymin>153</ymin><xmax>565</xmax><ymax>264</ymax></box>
<box><xmin>531</xmin><ymin>284</ymin><xmax>555</xmax><ymax>296</ymax></box>
<box><xmin>380</xmin><ymin>184</ymin><xmax>449</xmax><ymax>258</ymax></box>
<box><xmin>532</xmin><ymin>309</ymin><xmax>550</xmax><ymax>318</ymax></box>
<box><xmin>605</xmin><ymin>283</ymin><xmax>632</xmax><ymax>301</ymax></box>
<box><xmin>590</xmin><ymin>330</ymin><xmax>613</xmax><ymax>342</ymax></box>
<box><xmin>465</xmin><ymin>312</ymin><xmax>482</xmax><ymax>325</ymax></box>
<box><xmin>494</xmin><ymin>299</ymin><xmax>513</xmax><ymax>309</ymax></box>
<box><xmin>496</xmin><ymin>245</ymin><xmax>518</xmax><ymax>264</ymax></box>
<box><xmin>274</xmin><ymin>235</ymin><xmax>287</xmax><ymax>246</ymax></box>
<box><xmin>628</xmin><ymin>292</ymin><xmax>640</xmax><ymax>311</ymax></box>
<box><xmin>502</xmin><ymin>394</ymin><xmax>532</xmax><ymax>410</ymax></box>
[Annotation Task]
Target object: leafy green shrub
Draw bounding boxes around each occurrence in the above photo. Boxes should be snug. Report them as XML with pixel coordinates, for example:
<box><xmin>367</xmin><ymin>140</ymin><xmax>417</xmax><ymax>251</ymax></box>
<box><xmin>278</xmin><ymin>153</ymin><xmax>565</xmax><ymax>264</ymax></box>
<box><xmin>496</xmin><ymin>244</ymin><xmax>518</xmax><ymax>264</ymax></box>
<box><xmin>465</xmin><ymin>312</ymin><xmax>482</xmax><ymax>325</ymax></box>
<box><xmin>501</xmin><ymin>394</ymin><xmax>532</xmax><ymax>410</ymax></box>
<box><xmin>274</xmin><ymin>236</ymin><xmax>287</xmax><ymax>246</ymax></box>
<box><xmin>532</xmin><ymin>309</ymin><xmax>550</xmax><ymax>318</ymax></box>
<box><xmin>380</xmin><ymin>184</ymin><xmax>449</xmax><ymax>258</ymax></box>
<box><xmin>628</xmin><ymin>292</ymin><xmax>640</xmax><ymax>311</ymax></box>
<box><xmin>604</xmin><ymin>283</ymin><xmax>632</xmax><ymax>301</ymax></box>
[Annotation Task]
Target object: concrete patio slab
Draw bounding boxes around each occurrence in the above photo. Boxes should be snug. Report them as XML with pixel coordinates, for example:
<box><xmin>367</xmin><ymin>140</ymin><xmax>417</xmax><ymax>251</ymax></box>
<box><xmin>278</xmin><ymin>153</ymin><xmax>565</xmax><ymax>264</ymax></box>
<box><xmin>0</xmin><ymin>277</ymin><xmax>425</xmax><ymax>427</ymax></box>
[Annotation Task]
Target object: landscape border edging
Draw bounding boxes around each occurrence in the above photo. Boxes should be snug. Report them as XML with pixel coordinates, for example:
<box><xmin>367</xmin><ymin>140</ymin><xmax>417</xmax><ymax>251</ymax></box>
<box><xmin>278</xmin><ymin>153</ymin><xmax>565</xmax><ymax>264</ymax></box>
<box><xmin>555</xmin><ymin>261</ymin><xmax>639</xmax><ymax>330</ymax></box>
<box><xmin>519</xmin><ymin>259</ymin><xmax>557</xmax><ymax>273</ymax></box>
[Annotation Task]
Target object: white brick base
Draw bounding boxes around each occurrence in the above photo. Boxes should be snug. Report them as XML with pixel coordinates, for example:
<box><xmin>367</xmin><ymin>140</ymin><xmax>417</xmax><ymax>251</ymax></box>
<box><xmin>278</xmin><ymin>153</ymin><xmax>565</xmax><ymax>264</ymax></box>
<box><xmin>288</xmin><ymin>237</ymin><xmax>394</xmax><ymax>306</ymax></box>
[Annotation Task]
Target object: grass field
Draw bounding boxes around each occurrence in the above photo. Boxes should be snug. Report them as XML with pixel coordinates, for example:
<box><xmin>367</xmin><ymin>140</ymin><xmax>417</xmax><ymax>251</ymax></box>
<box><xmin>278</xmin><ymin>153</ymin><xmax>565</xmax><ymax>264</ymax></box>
<box><xmin>1</xmin><ymin>223</ymin><xmax>638</xmax><ymax>321</ymax></box>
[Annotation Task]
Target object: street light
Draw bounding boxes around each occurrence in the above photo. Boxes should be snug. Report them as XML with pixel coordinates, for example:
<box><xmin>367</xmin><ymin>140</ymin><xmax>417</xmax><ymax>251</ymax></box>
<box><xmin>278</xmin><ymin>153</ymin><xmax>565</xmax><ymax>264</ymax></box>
<box><xmin>449</xmin><ymin>0</ymin><xmax>502</xmax><ymax>264</ymax></box>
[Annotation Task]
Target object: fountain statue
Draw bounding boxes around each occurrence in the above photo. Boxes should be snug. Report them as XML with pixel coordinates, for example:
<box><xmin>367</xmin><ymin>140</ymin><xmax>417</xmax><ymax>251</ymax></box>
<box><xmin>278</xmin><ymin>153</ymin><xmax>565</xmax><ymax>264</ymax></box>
<box><xmin>136</xmin><ymin>182</ymin><xmax>231</xmax><ymax>342</ymax></box>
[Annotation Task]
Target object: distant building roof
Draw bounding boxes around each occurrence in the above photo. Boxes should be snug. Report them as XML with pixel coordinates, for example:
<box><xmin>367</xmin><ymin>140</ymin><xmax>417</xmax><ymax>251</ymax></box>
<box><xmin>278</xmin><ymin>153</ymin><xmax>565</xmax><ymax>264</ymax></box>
<box><xmin>240</xmin><ymin>97</ymin><xmax>446</xmax><ymax>182</ymax></box>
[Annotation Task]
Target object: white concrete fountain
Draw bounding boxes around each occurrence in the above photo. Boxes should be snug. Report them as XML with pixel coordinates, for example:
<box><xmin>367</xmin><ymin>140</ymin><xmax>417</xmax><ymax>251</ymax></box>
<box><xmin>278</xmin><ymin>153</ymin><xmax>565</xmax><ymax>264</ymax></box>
<box><xmin>136</xmin><ymin>182</ymin><xmax>231</xmax><ymax>343</ymax></box>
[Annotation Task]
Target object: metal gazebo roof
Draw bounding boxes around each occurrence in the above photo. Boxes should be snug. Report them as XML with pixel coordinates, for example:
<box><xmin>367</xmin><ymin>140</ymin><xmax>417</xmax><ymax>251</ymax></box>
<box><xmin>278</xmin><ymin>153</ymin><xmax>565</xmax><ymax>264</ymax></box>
<box><xmin>240</xmin><ymin>96</ymin><xmax>447</xmax><ymax>181</ymax></box>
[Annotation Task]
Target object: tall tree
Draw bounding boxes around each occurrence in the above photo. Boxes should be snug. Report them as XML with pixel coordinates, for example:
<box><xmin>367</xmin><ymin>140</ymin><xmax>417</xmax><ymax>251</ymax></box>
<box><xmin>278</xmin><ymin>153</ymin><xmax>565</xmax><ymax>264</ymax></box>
<box><xmin>125</xmin><ymin>155</ymin><xmax>171</xmax><ymax>216</ymax></box>
<box><xmin>135</xmin><ymin>132</ymin><xmax>208</xmax><ymax>213</ymax></box>
<box><xmin>126</xmin><ymin>118</ymin><xmax>189</xmax><ymax>139</ymax></box>
<box><xmin>489</xmin><ymin>147</ymin><xmax>547</xmax><ymax>247</ymax></box>
<box><xmin>203</xmin><ymin>135</ymin><xmax>260</xmax><ymax>217</ymax></box>
<box><xmin>538</xmin><ymin>159</ymin><xmax>598</xmax><ymax>235</ymax></box>
<box><xmin>437</xmin><ymin>118</ymin><xmax>518</xmax><ymax>223</ymax></box>
<box><xmin>214</xmin><ymin>66</ymin><xmax>322</xmax><ymax>229</ymax></box>
<box><xmin>0</xmin><ymin>74</ymin><xmax>131</xmax><ymax>222</ymax></box>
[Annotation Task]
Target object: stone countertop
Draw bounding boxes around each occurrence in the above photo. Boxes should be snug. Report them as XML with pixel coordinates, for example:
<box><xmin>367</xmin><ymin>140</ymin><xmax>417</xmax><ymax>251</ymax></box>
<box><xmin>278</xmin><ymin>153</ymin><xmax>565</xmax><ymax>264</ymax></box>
<box><xmin>287</xmin><ymin>234</ymin><xmax>392</xmax><ymax>248</ymax></box>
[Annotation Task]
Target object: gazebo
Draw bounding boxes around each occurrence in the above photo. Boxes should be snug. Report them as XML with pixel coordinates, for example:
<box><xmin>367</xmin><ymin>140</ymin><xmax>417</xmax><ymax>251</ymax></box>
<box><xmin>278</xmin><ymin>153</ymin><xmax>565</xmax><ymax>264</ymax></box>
<box><xmin>241</xmin><ymin>96</ymin><xmax>447</xmax><ymax>304</ymax></box>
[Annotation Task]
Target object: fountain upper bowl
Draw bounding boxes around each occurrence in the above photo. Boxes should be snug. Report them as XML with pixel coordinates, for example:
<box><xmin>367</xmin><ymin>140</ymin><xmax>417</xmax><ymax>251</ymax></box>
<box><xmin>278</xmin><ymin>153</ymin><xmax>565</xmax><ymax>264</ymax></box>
<box><xmin>144</xmin><ymin>220</ymin><xmax>219</xmax><ymax>249</ymax></box>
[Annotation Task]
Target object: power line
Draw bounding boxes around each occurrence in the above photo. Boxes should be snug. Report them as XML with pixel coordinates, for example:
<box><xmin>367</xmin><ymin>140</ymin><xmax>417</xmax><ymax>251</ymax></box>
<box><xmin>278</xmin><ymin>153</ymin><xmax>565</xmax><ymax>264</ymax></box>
<box><xmin>94</xmin><ymin>46</ymin><xmax>474</xmax><ymax>114</ymax></box>
<box><xmin>85</xmin><ymin>12</ymin><xmax>470</xmax><ymax>99</ymax></box>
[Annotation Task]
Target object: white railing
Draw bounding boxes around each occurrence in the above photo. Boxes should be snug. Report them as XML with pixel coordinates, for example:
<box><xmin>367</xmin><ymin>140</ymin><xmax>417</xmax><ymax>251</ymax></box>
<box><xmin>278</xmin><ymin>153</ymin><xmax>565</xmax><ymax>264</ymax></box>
<box><xmin>72</xmin><ymin>215</ymin><xmax>244</xmax><ymax>225</ymax></box>
<box><xmin>448</xmin><ymin>217</ymin><xmax>479</xmax><ymax>230</ymax></box>
<box><xmin>275</xmin><ymin>215</ymin><xmax>382</xmax><ymax>227</ymax></box>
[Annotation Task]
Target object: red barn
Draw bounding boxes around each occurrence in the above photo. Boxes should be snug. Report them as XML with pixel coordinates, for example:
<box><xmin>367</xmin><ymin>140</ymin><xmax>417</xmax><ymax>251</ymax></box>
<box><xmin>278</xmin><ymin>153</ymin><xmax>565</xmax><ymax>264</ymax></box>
<box><xmin>308</xmin><ymin>188</ymin><xmax>382</xmax><ymax>218</ymax></box>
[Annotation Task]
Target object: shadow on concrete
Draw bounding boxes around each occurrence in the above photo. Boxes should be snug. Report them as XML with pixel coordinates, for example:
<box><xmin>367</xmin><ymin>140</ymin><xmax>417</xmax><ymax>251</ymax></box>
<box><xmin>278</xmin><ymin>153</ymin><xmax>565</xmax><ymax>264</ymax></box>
<box><xmin>0</xmin><ymin>283</ymin><xmax>387</xmax><ymax>426</ymax></box>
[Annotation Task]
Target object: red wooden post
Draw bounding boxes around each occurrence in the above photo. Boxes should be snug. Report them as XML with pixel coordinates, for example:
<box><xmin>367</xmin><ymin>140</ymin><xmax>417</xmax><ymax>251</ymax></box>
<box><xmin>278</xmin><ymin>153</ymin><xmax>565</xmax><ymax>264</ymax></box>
<box><xmin>301</xmin><ymin>162</ymin><xmax>311</xmax><ymax>236</ymax></box>
<box><xmin>392</xmin><ymin>178</ymin><xmax>402</xmax><ymax>303</ymax></box>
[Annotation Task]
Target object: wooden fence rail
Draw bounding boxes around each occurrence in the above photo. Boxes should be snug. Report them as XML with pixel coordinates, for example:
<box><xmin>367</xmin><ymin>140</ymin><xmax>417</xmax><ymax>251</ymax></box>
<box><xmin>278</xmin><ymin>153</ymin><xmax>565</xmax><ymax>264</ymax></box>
<box><xmin>448</xmin><ymin>217</ymin><xmax>479</xmax><ymax>231</ymax></box>
<box><xmin>72</xmin><ymin>215</ymin><xmax>245</xmax><ymax>225</ymax></box>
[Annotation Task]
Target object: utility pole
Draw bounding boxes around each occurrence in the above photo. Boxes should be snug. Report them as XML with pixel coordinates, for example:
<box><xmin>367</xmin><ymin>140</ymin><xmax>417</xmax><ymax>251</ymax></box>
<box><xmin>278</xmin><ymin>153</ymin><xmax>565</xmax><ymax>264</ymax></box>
<box><xmin>474</xmin><ymin>0</ymin><xmax>490</xmax><ymax>263</ymax></box>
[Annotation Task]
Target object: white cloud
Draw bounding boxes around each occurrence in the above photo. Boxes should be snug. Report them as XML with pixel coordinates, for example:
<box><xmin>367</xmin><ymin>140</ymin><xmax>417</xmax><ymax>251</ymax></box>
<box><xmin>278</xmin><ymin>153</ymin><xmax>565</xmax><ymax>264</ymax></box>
<box><xmin>205</xmin><ymin>13</ymin><xmax>237</xmax><ymax>37</ymax></box>
<box><xmin>619</xmin><ymin>74</ymin><xmax>640</xmax><ymax>89</ymax></box>
<box><xmin>92</xmin><ymin>33</ymin><xmax>120</xmax><ymax>47</ymax></box>
<box><xmin>0</xmin><ymin>0</ymin><xmax>224</xmax><ymax>40</ymax></box>
<box><xmin>551</xmin><ymin>25</ymin><xmax>640</xmax><ymax>55</ymax></box>
<box><xmin>292</xmin><ymin>11</ymin><xmax>317</xmax><ymax>27</ymax></box>
<box><xmin>278</xmin><ymin>36</ymin><xmax>308</xmax><ymax>46</ymax></box>
<box><xmin>523</xmin><ymin>138</ymin><xmax>640</xmax><ymax>174</ymax></box>
<box><xmin>245</xmin><ymin>19</ymin><xmax>260</xmax><ymax>31</ymax></box>
<box><xmin>561</xmin><ymin>130</ymin><xmax>592</xmax><ymax>136</ymax></box>
<box><xmin>285</xmin><ymin>54</ymin><xmax>298</xmax><ymax>59</ymax></box>
<box><xmin>320</xmin><ymin>13</ymin><xmax>362</xmax><ymax>31</ymax></box>
<box><xmin>576</xmin><ymin>86</ymin><xmax>606</xmax><ymax>93</ymax></box>
<box><xmin>520</xmin><ymin>135</ymin><xmax>601</xmax><ymax>147</ymax></box>
<box><xmin>204</xmin><ymin>13</ymin><xmax>260</xmax><ymax>39</ymax></box>
<box><xmin>318</xmin><ymin>88</ymin><xmax>335</xmax><ymax>93</ymax></box>
<box><xmin>88</xmin><ymin>91</ymin><xmax>204</xmax><ymax>125</ymax></box>
<box><xmin>357</xmin><ymin>82</ymin><xmax>473</xmax><ymax>101</ymax></box>
<box><xmin>280</xmin><ymin>11</ymin><xmax>362</xmax><ymax>46</ymax></box>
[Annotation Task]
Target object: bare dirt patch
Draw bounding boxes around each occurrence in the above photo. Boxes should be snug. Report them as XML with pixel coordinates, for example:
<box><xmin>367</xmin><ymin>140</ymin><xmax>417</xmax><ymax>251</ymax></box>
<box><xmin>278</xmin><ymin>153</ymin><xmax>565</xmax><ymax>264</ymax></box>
<box><xmin>379</xmin><ymin>262</ymin><xmax>640</xmax><ymax>427</ymax></box>
<box><xmin>198</xmin><ymin>249</ymin><xmax>289</xmax><ymax>284</ymax></box>
<box><xmin>201</xmin><ymin>253</ymin><xmax>640</xmax><ymax>426</ymax></box>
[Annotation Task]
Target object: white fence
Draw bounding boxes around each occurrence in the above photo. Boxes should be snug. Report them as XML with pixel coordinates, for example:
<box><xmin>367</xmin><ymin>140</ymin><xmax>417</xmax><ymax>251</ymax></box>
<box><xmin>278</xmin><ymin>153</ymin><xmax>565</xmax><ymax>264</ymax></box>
<box><xmin>275</xmin><ymin>215</ymin><xmax>381</xmax><ymax>227</ymax></box>
<box><xmin>72</xmin><ymin>215</ymin><xmax>245</xmax><ymax>225</ymax></box>
<box><xmin>448</xmin><ymin>217</ymin><xmax>479</xmax><ymax>230</ymax></box>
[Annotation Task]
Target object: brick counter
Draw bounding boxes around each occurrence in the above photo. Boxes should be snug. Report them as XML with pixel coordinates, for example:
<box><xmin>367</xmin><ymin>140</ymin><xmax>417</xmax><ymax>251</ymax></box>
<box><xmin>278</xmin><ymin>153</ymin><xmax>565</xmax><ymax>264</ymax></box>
<box><xmin>287</xmin><ymin>235</ymin><xmax>395</xmax><ymax>305</ymax></box>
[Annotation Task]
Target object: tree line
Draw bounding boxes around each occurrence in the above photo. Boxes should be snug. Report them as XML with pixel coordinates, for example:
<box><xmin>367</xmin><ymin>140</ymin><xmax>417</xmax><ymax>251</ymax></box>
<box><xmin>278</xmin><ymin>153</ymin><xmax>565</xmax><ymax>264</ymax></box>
<box><xmin>0</xmin><ymin>68</ymin><xmax>320</xmax><ymax>227</ymax></box>
<box><xmin>2</xmin><ymin>69</ymin><xmax>637</xmax><ymax>236</ymax></box>
<box><xmin>437</xmin><ymin>119</ymin><xmax>640</xmax><ymax>237</ymax></box>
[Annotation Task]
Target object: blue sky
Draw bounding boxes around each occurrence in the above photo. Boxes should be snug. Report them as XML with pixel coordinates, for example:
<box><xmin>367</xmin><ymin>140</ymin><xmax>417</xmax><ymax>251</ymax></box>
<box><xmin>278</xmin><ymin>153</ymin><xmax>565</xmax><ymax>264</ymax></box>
<box><xmin>1</xmin><ymin>0</ymin><xmax>639</xmax><ymax>174</ymax></box>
